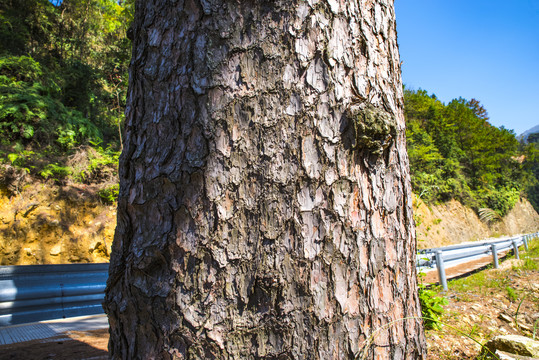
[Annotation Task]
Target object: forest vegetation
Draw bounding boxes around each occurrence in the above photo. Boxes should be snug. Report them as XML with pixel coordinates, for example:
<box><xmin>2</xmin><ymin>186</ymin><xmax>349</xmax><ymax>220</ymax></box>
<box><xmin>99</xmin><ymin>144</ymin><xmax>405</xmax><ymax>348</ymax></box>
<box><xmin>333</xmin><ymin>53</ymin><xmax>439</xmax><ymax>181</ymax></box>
<box><xmin>405</xmin><ymin>89</ymin><xmax>539</xmax><ymax>217</ymax></box>
<box><xmin>0</xmin><ymin>0</ymin><xmax>132</xmax><ymax>202</ymax></box>
<box><xmin>1</xmin><ymin>1</ymin><xmax>538</xmax><ymax>358</ymax></box>
<box><xmin>1</xmin><ymin>0</ymin><xmax>539</xmax><ymax>217</ymax></box>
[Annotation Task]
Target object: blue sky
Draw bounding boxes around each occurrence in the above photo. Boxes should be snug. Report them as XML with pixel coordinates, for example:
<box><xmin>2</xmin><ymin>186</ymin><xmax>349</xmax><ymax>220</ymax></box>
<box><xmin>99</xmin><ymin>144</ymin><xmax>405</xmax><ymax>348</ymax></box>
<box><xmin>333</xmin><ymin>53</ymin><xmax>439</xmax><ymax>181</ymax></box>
<box><xmin>395</xmin><ymin>0</ymin><xmax>539</xmax><ymax>135</ymax></box>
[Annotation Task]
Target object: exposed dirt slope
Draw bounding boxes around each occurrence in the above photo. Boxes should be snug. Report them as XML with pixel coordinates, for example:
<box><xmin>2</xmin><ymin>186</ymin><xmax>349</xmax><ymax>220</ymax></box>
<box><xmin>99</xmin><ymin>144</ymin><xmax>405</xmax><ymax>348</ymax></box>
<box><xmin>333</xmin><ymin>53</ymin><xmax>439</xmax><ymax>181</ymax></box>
<box><xmin>0</xmin><ymin>183</ymin><xmax>114</xmax><ymax>265</ymax></box>
<box><xmin>415</xmin><ymin>196</ymin><xmax>539</xmax><ymax>249</ymax></box>
<box><xmin>1</xmin><ymin>184</ymin><xmax>538</xmax><ymax>264</ymax></box>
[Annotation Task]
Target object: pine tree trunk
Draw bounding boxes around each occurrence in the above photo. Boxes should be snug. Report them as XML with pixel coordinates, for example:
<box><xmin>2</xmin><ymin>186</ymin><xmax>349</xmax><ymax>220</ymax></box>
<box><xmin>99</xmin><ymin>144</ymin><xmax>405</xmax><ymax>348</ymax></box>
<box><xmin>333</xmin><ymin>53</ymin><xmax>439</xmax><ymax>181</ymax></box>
<box><xmin>104</xmin><ymin>0</ymin><xmax>426</xmax><ymax>359</ymax></box>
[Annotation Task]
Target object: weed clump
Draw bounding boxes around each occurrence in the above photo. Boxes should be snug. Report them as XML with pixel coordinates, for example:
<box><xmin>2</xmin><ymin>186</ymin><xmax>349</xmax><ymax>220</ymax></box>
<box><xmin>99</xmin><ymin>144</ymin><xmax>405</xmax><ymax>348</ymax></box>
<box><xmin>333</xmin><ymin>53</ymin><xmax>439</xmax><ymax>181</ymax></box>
<box><xmin>418</xmin><ymin>282</ymin><xmax>448</xmax><ymax>330</ymax></box>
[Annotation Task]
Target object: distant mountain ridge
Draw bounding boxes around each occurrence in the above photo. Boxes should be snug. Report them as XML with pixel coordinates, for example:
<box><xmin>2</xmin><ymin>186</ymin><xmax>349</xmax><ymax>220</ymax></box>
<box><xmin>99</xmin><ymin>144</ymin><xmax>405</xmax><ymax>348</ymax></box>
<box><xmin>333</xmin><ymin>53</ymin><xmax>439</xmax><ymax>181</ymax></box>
<box><xmin>520</xmin><ymin>125</ymin><xmax>539</xmax><ymax>142</ymax></box>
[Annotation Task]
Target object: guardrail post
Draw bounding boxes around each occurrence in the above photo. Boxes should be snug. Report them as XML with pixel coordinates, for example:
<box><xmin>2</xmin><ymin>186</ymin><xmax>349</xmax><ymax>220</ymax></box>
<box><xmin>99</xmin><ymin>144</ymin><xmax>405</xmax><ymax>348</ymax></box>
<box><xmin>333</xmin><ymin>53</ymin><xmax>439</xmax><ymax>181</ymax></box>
<box><xmin>491</xmin><ymin>244</ymin><xmax>499</xmax><ymax>269</ymax></box>
<box><xmin>523</xmin><ymin>236</ymin><xmax>529</xmax><ymax>252</ymax></box>
<box><xmin>512</xmin><ymin>240</ymin><xmax>520</xmax><ymax>260</ymax></box>
<box><xmin>435</xmin><ymin>250</ymin><xmax>448</xmax><ymax>291</ymax></box>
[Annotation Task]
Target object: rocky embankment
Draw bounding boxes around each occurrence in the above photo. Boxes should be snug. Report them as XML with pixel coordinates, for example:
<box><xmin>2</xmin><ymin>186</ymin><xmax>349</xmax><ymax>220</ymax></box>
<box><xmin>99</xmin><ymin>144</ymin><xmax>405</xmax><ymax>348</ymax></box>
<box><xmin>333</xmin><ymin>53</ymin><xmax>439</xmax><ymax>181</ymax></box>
<box><xmin>1</xmin><ymin>183</ymin><xmax>538</xmax><ymax>265</ymax></box>
<box><xmin>414</xmin><ymin>196</ymin><xmax>539</xmax><ymax>249</ymax></box>
<box><xmin>0</xmin><ymin>184</ymin><xmax>114</xmax><ymax>265</ymax></box>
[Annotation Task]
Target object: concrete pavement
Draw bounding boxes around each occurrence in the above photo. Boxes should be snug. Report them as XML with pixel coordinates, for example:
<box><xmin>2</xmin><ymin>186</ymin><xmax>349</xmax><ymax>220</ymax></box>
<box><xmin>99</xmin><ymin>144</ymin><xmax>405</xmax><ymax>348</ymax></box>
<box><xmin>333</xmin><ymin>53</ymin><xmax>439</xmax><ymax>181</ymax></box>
<box><xmin>0</xmin><ymin>314</ymin><xmax>109</xmax><ymax>345</ymax></box>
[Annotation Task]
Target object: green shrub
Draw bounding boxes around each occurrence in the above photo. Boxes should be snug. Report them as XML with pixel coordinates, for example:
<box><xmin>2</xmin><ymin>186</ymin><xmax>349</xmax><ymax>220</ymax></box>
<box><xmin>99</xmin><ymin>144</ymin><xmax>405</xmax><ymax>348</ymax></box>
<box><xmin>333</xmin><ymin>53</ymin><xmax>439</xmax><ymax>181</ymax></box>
<box><xmin>0</xmin><ymin>55</ymin><xmax>43</xmax><ymax>82</ymax></box>
<box><xmin>418</xmin><ymin>283</ymin><xmax>448</xmax><ymax>330</ymax></box>
<box><xmin>71</xmin><ymin>143</ymin><xmax>119</xmax><ymax>183</ymax></box>
<box><xmin>475</xmin><ymin>186</ymin><xmax>520</xmax><ymax>217</ymax></box>
<box><xmin>5</xmin><ymin>142</ymin><xmax>33</xmax><ymax>169</ymax></box>
<box><xmin>0</xmin><ymin>55</ymin><xmax>103</xmax><ymax>148</ymax></box>
<box><xmin>520</xmin><ymin>238</ymin><xmax>539</xmax><ymax>270</ymax></box>
<box><xmin>98</xmin><ymin>184</ymin><xmax>119</xmax><ymax>203</ymax></box>
<box><xmin>39</xmin><ymin>163</ymin><xmax>71</xmax><ymax>180</ymax></box>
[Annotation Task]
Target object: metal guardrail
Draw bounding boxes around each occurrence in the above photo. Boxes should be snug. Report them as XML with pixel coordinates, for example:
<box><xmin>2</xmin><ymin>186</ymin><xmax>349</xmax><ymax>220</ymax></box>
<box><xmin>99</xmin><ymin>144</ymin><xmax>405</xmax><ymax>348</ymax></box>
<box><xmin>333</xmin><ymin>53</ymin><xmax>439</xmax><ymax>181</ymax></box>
<box><xmin>0</xmin><ymin>233</ymin><xmax>536</xmax><ymax>327</ymax></box>
<box><xmin>417</xmin><ymin>233</ymin><xmax>538</xmax><ymax>291</ymax></box>
<box><xmin>0</xmin><ymin>263</ymin><xmax>108</xmax><ymax>327</ymax></box>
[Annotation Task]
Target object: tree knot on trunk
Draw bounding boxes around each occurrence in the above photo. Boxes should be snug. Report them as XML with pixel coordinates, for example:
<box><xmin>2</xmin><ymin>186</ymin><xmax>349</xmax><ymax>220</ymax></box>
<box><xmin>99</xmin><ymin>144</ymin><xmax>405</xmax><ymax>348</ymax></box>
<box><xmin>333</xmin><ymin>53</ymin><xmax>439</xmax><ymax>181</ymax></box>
<box><xmin>346</xmin><ymin>104</ymin><xmax>397</xmax><ymax>156</ymax></box>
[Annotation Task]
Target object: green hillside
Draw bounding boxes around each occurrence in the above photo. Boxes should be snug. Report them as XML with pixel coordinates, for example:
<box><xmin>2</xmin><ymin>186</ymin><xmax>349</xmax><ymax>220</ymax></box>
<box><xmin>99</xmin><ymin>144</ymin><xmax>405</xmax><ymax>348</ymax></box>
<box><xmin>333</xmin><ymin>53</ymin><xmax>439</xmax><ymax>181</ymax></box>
<box><xmin>405</xmin><ymin>88</ymin><xmax>538</xmax><ymax>216</ymax></box>
<box><xmin>0</xmin><ymin>0</ymin><xmax>132</xmax><ymax>201</ymax></box>
<box><xmin>1</xmin><ymin>0</ymin><xmax>537</xmax><ymax>217</ymax></box>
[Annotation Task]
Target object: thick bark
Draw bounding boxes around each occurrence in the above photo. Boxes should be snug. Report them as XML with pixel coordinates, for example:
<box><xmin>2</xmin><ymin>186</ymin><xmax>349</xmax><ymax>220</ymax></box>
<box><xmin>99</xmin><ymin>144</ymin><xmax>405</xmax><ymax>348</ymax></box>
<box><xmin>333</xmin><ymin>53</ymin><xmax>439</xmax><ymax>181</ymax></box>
<box><xmin>104</xmin><ymin>0</ymin><xmax>426</xmax><ymax>359</ymax></box>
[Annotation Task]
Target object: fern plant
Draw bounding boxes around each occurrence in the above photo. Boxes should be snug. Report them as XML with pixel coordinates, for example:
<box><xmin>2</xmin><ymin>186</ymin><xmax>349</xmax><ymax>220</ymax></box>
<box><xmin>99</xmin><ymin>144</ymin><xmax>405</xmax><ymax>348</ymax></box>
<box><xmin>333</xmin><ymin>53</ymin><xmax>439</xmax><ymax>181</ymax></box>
<box><xmin>39</xmin><ymin>163</ymin><xmax>72</xmax><ymax>181</ymax></box>
<box><xmin>478</xmin><ymin>207</ymin><xmax>503</xmax><ymax>224</ymax></box>
<box><xmin>0</xmin><ymin>55</ymin><xmax>102</xmax><ymax>148</ymax></box>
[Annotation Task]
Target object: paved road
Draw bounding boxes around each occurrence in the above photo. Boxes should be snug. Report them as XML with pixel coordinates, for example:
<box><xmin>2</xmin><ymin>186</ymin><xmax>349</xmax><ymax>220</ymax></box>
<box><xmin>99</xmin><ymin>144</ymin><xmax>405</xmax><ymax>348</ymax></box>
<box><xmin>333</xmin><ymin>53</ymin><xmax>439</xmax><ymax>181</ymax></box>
<box><xmin>0</xmin><ymin>314</ymin><xmax>108</xmax><ymax>345</ymax></box>
<box><xmin>420</xmin><ymin>249</ymin><xmax>511</xmax><ymax>285</ymax></box>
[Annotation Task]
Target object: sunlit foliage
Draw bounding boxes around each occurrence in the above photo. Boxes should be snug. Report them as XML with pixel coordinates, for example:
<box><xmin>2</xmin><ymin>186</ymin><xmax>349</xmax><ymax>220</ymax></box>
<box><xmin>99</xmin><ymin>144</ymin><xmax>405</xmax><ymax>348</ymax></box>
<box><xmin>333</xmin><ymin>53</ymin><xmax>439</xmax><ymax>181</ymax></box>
<box><xmin>405</xmin><ymin>88</ymin><xmax>533</xmax><ymax>216</ymax></box>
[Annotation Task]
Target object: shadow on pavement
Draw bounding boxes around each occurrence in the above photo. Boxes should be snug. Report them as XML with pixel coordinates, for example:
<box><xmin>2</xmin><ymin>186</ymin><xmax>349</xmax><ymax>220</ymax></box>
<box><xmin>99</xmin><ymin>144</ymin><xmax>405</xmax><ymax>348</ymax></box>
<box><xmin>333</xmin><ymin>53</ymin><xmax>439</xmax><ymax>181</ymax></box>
<box><xmin>0</xmin><ymin>328</ymin><xmax>109</xmax><ymax>360</ymax></box>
